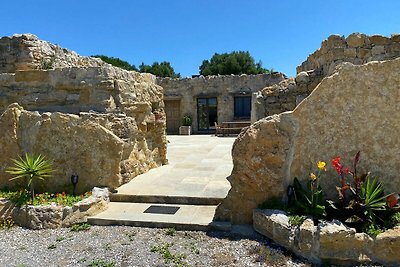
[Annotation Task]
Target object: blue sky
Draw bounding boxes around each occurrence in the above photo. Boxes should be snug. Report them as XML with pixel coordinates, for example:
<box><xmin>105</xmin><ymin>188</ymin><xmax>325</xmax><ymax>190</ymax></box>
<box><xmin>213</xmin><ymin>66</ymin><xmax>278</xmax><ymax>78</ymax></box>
<box><xmin>1</xmin><ymin>1</ymin><xmax>399</xmax><ymax>77</ymax></box>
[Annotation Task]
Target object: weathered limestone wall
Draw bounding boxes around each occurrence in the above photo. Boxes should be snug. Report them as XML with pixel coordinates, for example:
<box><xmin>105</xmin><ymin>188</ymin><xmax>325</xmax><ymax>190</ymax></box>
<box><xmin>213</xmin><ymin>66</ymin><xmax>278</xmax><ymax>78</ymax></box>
<box><xmin>158</xmin><ymin>73</ymin><xmax>286</xmax><ymax>133</ymax></box>
<box><xmin>254</xmin><ymin>209</ymin><xmax>400</xmax><ymax>266</ymax></box>
<box><xmin>0</xmin><ymin>34</ymin><xmax>106</xmax><ymax>73</ymax></box>
<box><xmin>216</xmin><ymin>58</ymin><xmax>400</xmax><ymax>224</ymax></box>
<box><xmin>253</xmin><ymin>33</ymin><xmax>400</xmax><ymax>121</ymax></box>
<box><xmin>0</xmin><ymin>34</ymin><xmax>167</xmax><ymax>194</ymax></box>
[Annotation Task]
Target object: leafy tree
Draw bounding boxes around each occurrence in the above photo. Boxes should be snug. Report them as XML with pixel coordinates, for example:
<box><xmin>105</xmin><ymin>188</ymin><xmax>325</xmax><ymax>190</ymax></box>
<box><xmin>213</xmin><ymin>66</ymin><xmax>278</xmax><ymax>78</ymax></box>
<box><xmin>139</xmin><ymin>61</ymin><xmax>180</xmax><ymax>78</ymax></box>
<box><xmin>199</xmin><ymin>51</ymin><xmax>270</xmax><ymax>76</ymax></box>
<box><xmin>92</xmin><ymin>55</ymin><xmax>137</xmax><ymax>71</ymax></box>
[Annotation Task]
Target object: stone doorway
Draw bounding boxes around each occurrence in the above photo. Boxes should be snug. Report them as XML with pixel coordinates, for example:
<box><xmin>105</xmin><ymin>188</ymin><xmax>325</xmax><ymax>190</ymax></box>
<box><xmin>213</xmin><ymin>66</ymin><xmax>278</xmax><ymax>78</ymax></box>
<box><xmin>165</xmin><ymin>99</ymin><xmax>181</xmax><ymax>134</ymax></box>
<box><xmin>197</xmin><ymin>97</ymin><xmax>217</xmax><ymax>132</ymax></box>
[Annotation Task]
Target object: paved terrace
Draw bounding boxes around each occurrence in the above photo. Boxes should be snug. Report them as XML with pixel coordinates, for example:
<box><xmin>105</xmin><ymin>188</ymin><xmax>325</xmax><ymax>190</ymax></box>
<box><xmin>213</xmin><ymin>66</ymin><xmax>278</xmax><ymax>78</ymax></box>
<box><xmin>89</xmin><ymin>135</ymin><xmax>235</xmax><ymax>230</ymax></box>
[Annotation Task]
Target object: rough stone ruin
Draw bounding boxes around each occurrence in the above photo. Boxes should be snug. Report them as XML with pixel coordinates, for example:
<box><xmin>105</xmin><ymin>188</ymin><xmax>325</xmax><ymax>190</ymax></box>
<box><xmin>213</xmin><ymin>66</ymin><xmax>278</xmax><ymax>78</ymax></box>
<box><xmin>0</xmin><ymin>34</ymin><xmax>167</xmax><ymax>194</ymax></box>
<box><xmin>216</xmin><ymin>33</ymin><xmax>400</xmax><ymax>224</ymax></box>
<box><xmin>252</xmin><ymin>33</ymin><xmax>400</xmax><ymax>120</ymax></box>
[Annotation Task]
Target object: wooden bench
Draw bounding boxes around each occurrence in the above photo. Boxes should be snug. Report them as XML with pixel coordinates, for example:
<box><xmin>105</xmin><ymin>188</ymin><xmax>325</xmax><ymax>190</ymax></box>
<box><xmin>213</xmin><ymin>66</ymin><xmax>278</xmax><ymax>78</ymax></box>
<box><xmin>215</xmin><ymin>121</ymin><xmax>251</xmax><ymax>136</ymax></box>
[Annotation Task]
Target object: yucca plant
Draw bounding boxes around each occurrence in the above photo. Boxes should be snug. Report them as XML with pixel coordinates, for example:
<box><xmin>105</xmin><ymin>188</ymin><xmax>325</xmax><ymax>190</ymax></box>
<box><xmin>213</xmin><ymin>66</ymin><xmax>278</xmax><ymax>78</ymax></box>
<box><xmin>6</xmin><ymin>153</ymin><xmax>53</xmax><ymax>202</ymax></box>
<box><xmin>360</xmin><ymin>175</ymin><xmax>388</xmax><ymax>223</ymax></box>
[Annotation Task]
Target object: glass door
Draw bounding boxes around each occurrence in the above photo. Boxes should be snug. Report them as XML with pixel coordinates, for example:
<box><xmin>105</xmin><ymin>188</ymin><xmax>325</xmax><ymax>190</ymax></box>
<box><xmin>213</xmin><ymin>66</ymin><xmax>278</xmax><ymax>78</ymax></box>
<box><xmin>197</xmin><ymin>97</ymin><xmax>217</xmax><ymax>131</ymax></box>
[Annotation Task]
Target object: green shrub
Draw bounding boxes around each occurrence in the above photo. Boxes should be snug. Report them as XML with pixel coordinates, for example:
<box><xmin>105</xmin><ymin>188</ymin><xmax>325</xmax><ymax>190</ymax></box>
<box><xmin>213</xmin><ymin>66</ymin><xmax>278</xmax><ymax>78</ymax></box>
<box><xmin>70</xmin><ymin>222</ymin><xmax>91</xmax><ymax>232</ymax></box>
<box><xmin>181</xmin><ymin>114</ymin><xmax>192</xmax><ymax>126</ymax></box>
<box><xmin>6</xmin><ymin>153</ymin><xmax>53</xmax><ymax>202</ymax></box>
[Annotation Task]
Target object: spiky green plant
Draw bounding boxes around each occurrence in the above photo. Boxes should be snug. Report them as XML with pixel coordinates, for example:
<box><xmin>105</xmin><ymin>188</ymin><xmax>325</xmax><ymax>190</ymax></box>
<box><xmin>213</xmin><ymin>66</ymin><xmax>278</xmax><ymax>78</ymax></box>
<box><xmin>6</xmin><ymin>153</ymin><xmax>53</xmax><ymax>202</ymax></box>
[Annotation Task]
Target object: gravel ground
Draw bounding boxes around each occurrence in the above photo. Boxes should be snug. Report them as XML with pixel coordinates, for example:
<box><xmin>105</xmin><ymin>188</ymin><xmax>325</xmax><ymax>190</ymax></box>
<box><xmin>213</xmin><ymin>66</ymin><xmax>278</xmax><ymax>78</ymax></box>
<box><xmin>0</xmin><ymin>225</ymin><xmax>311</xmax><ymax>267</ymax></box>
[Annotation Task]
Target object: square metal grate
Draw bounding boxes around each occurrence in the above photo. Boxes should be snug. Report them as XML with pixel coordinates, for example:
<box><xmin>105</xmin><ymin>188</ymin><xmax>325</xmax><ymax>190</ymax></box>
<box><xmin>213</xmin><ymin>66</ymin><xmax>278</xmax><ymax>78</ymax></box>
<box><xmin>143</xmin><ymin>205</ymin><xmax>180</xmax><ymax>215</ymax></box>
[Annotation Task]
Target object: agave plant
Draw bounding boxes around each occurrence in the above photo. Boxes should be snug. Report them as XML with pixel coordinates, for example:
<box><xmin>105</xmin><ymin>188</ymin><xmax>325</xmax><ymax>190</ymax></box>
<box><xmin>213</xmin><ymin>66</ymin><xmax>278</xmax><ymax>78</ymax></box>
<box><xmin>6</xmin><ymin>153</ymin><xmax>53</xmax><ymax>202</ymax></box>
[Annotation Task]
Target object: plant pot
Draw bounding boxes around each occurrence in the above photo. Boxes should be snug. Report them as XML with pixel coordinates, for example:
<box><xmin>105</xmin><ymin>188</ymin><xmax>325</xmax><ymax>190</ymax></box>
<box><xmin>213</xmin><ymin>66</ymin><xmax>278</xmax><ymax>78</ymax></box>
<box><xmin>179</xmin><ymin>126</ymin><xmax>191</xmax><ymax>135</ymax></box>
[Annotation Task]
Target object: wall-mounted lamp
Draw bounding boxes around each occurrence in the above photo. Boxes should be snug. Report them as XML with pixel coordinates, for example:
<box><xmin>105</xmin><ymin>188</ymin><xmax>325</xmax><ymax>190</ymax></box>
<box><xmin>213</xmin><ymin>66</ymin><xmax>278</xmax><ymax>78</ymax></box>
<box><xmin>71</xmin><ymin>174</ymin><xmax>79</xmax><ymax>196</ymax></box>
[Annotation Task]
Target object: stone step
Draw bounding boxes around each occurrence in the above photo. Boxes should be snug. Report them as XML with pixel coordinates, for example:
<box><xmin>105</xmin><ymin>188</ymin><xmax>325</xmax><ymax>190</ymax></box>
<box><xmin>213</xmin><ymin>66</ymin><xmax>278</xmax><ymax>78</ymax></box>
<box><xmin>87</xmin><ymin>202</ymin><xmax>231</xmax><ymax>231</ymax></box>
<box><xmin>110</xmin><ymin>193</ymin><xmax>223</xmax><ymax>205</ymax></box>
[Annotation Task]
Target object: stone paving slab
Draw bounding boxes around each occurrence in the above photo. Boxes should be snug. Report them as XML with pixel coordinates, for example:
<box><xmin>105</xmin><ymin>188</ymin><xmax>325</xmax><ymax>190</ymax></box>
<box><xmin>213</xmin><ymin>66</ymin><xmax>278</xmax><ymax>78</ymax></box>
<box><xmin>115</xmin><ymin>135</ymin><xmax>235</xmax><ymax>201</ymax></box>
<box><xmin>91</xmin><ymin>135</ymin><xmax>235</xmax><ymax>230</ymax></box>
<box><xmin>88</xmin><ymin>202</ymin><xmax>231</xmax><ymax>231</ymax></box>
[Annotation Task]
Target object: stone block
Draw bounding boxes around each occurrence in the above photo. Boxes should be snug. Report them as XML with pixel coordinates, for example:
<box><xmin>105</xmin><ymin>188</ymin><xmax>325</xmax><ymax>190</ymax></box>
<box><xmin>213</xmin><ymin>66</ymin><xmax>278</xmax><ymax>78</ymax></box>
<box><xmin>371</xmin><ymin>227</ymin><xmax>400</xmax><ymax>266</ymax></box>
<box><xmin>391</xmin><ymin>33</ymin><xmax>400</xmax><ymax>42</ymax></box>
<box><xmin>15</xmin><ymin>70</ymin><xmax>49</xmax><ymax>82</ymax></box>
<box><xmin>346</xmin><ymin>33</ymin><xmax>369</xmax><ymax>47</ymax></box>
<box><xmin>344</xmin><ymin>47</ymin><xmax>357</xmax><ymax>58</ymax></box>
<box><xmin>295</xmin><ymin>71</ymin><xmax>310</xmax><ymax>84</ymax></box>
<box><xmin>369</xmin><ymin>35</ymin><xmax>390</xmax><ymax>45</ymax></box>
<box><xmin>357</xmin><ymin>48</ymin><xmax>371</xmax><ymax>59</ymax></box>
<box><xmin>372</xmin><ymin>45</ymin><xmax>385</xmax><ymax>56</ymax></box>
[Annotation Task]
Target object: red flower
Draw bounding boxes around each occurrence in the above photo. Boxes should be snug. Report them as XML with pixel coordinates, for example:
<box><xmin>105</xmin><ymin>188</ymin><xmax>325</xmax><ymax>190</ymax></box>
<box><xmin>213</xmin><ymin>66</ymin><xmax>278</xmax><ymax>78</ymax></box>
<box><xmin>332</xmin><ymin>156</ymin><xmax>342</xmax><ymax>174</ymax></box>
<box><xmin>387</xmin><ymin>194</ymin><xmax>398</xmax><ymax>208</ymax></box>
<box><xmin>344</xmin><ymin>167</ymin><xmax>349</xmax><ymax>175</ymax></box>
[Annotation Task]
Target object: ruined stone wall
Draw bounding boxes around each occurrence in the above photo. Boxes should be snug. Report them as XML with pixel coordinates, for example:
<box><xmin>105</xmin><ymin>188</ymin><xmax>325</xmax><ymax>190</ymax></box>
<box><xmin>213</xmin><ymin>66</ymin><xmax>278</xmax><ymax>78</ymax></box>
<box><xmin>0</xmin><ymin>34</ymin><xmax>106</xmax><ymax>73</ymax></box>
<box><xmin>158</xmin><ymin>73</ymin><xmax>286</xmax><ymax>133</ymax></box>
<box><xmin>253</xmin><ymin>33</ymin><xmax>400</xmax><ymax>121</ymax></box>
<box><xmin>216</xmin><ymin>58</ymin><xmax>400</xmax><ymax>224</ymax></box>
<box><xmin>0</xmin><ymin>34</ymin><xmax>167</xmax><ymax>194</ymax></box>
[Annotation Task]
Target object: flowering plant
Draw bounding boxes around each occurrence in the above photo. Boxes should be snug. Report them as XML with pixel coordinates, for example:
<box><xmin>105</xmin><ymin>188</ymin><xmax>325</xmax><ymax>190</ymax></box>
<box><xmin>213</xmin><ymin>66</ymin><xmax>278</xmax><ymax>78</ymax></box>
<box><xmin>290</xmin><ymin>161</ymin><xmax>327</xmax><ymax>219</ymax></box>
<box><xmin>327</xmin><ymin>151</ymin><xmax>398</xmax><ymax>228</ymax></box>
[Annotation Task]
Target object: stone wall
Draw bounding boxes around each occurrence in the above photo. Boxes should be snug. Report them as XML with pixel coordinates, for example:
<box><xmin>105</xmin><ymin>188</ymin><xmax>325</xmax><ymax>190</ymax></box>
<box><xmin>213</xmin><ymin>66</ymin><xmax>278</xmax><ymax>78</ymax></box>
<box><xmin>252</xmin><ymin>33</ymin><xmax>400</xmax><ymax>121</ymax></box>
<box><xmin>254</xmin><ymin>209</ymin><xmax>400</xmax><ymax>266</ymax></box>
<box><xmin>0</xmin><ymin>34</ymin><xmax>167</xmax><ymax>194</ymax></box>
<box><xmin>158</xmin><ymin>73</ymin><xmax>286</xmax><ymax>133</ymax></box>
<box><xmin>0</xmin><ymin>34</ymin><xmax>106</xmax><ymax>73</ymax></box>
<box><xmin>216</xmin><ymin>58</ymin><xmax>400</xmax><ymax>224</ymax></box>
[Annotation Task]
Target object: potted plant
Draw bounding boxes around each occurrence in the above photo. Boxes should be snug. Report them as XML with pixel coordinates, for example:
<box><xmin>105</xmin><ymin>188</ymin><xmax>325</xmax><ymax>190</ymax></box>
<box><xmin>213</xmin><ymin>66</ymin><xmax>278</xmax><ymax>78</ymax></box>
<box><xmin>179</xmin><ymin>114</ymin><xmax>192</xmax><ymax>135</ymax></box>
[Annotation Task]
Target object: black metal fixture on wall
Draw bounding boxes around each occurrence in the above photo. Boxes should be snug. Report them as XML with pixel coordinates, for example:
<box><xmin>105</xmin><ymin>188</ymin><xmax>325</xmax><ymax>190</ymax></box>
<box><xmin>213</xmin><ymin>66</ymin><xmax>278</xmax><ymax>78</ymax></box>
<box><xmin>71</xmin><ymin>174</ymin><xmax>79</xmax><ymax>196</ymax></box>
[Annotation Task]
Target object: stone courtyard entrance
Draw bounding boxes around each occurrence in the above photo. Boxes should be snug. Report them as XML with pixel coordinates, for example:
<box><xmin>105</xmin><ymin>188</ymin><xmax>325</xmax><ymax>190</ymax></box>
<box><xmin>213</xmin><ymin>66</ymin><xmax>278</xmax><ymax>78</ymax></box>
<box><xmin>89</xmin><ymin>135</ymin><xmax>235</xmax><ymax>230</ymax></box>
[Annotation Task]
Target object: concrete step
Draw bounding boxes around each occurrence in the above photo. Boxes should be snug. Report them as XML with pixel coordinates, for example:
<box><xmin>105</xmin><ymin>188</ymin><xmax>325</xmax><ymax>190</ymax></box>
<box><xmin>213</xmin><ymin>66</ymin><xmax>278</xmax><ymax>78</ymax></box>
<box><xmin>88</xmin><ymin>202</ymin><xmax>231</xmax><ymax>231</ymax></box>
<box><xmin>110</xmin><ymin>193</ymin><xmax>224</xmax><ymax>205</ymax></box>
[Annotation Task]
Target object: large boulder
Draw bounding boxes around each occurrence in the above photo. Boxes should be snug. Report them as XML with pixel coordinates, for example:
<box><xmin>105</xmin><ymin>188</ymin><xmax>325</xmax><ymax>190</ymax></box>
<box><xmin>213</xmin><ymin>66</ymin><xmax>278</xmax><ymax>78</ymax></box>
<box><xmin>216</xmin><ymin>58</ymin><xmax>400</xmax><ymax>224</ymax></box>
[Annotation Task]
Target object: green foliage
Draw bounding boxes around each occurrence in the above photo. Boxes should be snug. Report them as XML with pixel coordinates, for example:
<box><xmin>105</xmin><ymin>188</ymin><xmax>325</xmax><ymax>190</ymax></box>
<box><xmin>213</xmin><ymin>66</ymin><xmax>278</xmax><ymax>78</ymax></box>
<box><xmin>92</xmin><ymin>55</ymin><xmax>137</xmax><ymax>71</ymax></box>
<box><xmin>291</xmin><ymin>177</ymin><xmax>326</xmax><ymax>219</ymax></box>
<box><xmin>6</xmin><ymin>153</ymin><xmax>53</xmax><ymax>202</ymax></box>
<box><xmin>258</xmin><ymin>197</ymin><xmax>286</xmax><ymax>210</ymax></box>
<box><xmin>165</xmin><ymin>227</ymin><xmax>176</xmax><ymax>236</ymax></box>
<box><xmin>199</xmin><ymin>51</ymin><xmax>270</xmax><ymax>76</ymax></box>
<box><xmin>87</xmin><ymin>259</ymin><xmax>115</xmax><ymax>267</ymax></box>
<box><xmin>0</xmin><ymin>189</ymin><xmax>90</xmax><ymax>207</ymax></box>
<box><xmin>139</xmin><ymin>61</ymin><xmax>180</xmax><ymax>78</ymax></box>
<box><xmin>126</xmin><ymin>232</ymin><xmax>136</xmax><ymax>241</ymax></box>
<box><xmin>391</xmin><ymin>212</ymin><xmax>400</xmax><ymax>226</ymax></box>
<box><xmin>327</xmin><ymin>152</ymin><xmax>396</xmax><ymax>231</ymax></box>
<box><xmin>56</xmin><ymin>236</ymin><xmax>65</xmax><ymax>242</ymax></box>
<box><xmin>362</xmin><ymin>223</ymin><xmax>385</xmax><ymax>238</ymax></box>
<box><xmin>0</xmin><ymin>216</ymin><xmax>14</xmax><ymax>229</ymax></box>
<box><xmin>181</xmin><ymin>114</ymin><xmax>192</xmax><ymax>126</ymax></box>
<box><xmin>360</xmin><ymin>175</ymin><xmax>388</xmax><ymax>223</ymax></box>
<box><xmin>70</xmin><ymin>222</ymin><xmax>91</xmax><ymax>232</ymax></box>
<box><xmin>40</xmin><ymin>56</ymin><xmax>55</xmax><ymax>70</ymax></box>
<box><xmin>47</xmin><ymin>244</ymin><xmax>57</xmax><ymax>249</ymax></box>
<box><xmin>150</xmin><ymin>243</ymin><xmax>189</xmax><ymax>267</ymax></box>
<box><xmin>288</xmin><ymin>215</ymin><xmax>306</xmax><ymax>227</ymax></box>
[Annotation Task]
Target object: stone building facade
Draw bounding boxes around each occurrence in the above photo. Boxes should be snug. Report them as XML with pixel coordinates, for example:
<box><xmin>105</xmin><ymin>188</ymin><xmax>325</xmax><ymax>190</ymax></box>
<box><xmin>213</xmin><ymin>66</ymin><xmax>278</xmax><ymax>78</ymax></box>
<box><xmin>0</xmin><ymin>34</ymin><xmax>167</xmax><ymax>193</ymax></box>
<box><xmin>157</xmin><ymin>73</ymin><xmax>286</xmax><ymax>134</ymax></box>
